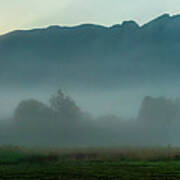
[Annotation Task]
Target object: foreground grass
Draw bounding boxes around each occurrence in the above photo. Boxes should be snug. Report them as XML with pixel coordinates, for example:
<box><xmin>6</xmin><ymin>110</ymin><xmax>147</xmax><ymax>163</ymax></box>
<box><xmin>1</xmin><ymin>161</ymin><xmax>180</xmax><ymax>179</ymax></box>
<box><xmin>0</xmin><ymin>146</ymin><xmax>180</xmax><ymax>179</ymax></box>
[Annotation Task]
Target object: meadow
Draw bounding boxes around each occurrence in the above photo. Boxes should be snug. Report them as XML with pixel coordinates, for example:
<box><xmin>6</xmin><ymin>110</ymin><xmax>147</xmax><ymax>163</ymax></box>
<box><xmin>0</xmin><ymin>146</ymin><xmax>180</xmax><ymax>179</ymax></box>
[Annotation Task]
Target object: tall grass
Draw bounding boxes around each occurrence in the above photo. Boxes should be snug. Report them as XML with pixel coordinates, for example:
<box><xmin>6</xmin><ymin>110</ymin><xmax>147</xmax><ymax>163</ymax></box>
<box><xmin>0</xmin><ymin>145</ymin><xmax>180</xmax><ymax>162</ymax></box>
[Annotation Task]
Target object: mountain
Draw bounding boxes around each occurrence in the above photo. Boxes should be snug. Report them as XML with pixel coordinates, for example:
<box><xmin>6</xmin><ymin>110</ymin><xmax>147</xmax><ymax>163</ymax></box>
<box><xmin>1</xmin><ymin>14</ymin><xmax>180</xmax><ymax>90</ymax></box>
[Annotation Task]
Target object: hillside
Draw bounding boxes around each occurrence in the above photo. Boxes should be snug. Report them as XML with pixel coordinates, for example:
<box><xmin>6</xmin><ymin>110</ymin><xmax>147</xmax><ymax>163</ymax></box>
<box><xmin>1</xmin><ymin>14</ymin><xmax>180</xmax><ymax>89</ymax></box>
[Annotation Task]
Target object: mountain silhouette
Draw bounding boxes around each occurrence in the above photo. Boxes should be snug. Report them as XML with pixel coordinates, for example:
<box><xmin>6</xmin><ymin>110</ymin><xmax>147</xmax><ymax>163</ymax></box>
<box><xmin>1</xmin><ymin>14</ymin><xmax>180</xmax><ymax>89</ymax></box>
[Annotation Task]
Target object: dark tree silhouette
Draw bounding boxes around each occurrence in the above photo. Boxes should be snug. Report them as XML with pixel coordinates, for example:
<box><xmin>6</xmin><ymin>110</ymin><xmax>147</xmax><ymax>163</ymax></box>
<box><xmin>49</xmin><ymin>89</ymin><xmax>81</xmax><ymax>121</ymax></box>
<box><xmin>14</xmin><ymin>99</ymin><xmax>51</xmax><ymax>122</ymax></box>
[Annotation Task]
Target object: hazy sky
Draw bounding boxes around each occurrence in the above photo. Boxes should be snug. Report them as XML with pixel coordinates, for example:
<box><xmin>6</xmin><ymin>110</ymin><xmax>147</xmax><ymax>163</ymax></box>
<box><xmin>1</xmin><ymin>0</ymin><xmax>180</xmax><ymax>35</ymax></box>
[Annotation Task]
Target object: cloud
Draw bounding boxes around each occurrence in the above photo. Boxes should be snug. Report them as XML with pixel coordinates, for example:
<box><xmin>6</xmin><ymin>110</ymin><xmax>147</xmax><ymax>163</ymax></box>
<box><xmin>1</xmin><ymin>0</ymin><xmax>180</xmax><ymax>34</ymax></box>
<box><xmin>0</xmin><ymin>0</ymin><xmax>72</xmax><ymax>34</ymax></box>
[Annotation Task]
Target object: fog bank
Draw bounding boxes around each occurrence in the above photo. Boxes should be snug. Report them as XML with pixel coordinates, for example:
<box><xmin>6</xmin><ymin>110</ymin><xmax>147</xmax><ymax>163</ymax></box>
<box><xmin>0</xmin><ymin>90</ymin><xmax>179</xmax><ymax>147</ymax></box>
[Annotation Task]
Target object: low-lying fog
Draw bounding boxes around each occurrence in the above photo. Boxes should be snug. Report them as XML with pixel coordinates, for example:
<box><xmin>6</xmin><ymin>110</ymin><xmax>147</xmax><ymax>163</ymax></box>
<box><xmin>0</xmin><ymin>84</ymin><xmax>180</xmax><ymax>147</ymax></box>
<box><xmin>1</xmin><ymin>82</ymin><xmax>180</xmax><ymax>118</ymax></box>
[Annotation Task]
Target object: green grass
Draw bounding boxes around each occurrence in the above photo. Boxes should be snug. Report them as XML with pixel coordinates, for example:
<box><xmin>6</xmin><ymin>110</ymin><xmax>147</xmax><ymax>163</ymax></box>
<box><xmin>0</xmin><ymin>160</ymin><xmax>180</xmax><ymax>179</ymax></box>
<box><xmin>0</xmin><ymin>146</ymin><xmax>180</xmax><ymax>179</ymax></box>
<box><xmin>0</xmin><ymin>148</ymin><xmax>28</xmax><ymax>164</ymax></box>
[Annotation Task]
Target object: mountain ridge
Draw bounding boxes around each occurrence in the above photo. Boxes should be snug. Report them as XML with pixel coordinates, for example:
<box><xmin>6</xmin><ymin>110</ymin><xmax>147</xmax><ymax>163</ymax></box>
<box><xmin>0</xmin><ymin>13</ymin><xmax>180</xmax><ymax>90</ymax></box>
<box><xmin>2</xmin><ymin>13</ymin><xmax>180</xmax><ymax>37</ymax></box>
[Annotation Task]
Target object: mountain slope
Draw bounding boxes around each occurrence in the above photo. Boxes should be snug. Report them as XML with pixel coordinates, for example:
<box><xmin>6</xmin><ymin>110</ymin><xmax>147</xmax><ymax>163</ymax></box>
<box><xmin>1</xmin><ymin>14</ymin><xmax>180</xmax><ymax>89</ymax></box>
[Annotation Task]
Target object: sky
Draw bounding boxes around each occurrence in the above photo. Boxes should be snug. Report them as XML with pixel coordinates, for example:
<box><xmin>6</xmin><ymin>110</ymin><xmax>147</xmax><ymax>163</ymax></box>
<box><xmin>1</xmin><ymin>0</ymin><xmax>180</xmax><ymax>35</ymax></box>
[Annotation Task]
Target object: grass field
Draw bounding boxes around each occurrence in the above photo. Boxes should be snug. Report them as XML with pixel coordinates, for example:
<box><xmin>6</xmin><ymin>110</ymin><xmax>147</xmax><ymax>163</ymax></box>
<box><xmin>0</xmin><ymin>146</ymin><xmax>180</xmax><ymax>179</ymax></box>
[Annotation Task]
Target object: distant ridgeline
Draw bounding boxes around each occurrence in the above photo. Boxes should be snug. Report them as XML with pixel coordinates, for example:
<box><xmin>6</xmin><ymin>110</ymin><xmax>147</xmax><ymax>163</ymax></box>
<box><xmin>0</xmin><ymin>14</ymin><xmax>180</xmax><ymax>89</ymax></box>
